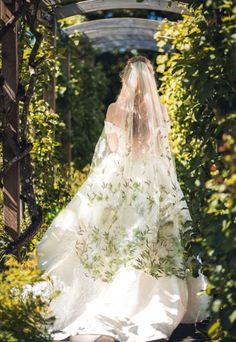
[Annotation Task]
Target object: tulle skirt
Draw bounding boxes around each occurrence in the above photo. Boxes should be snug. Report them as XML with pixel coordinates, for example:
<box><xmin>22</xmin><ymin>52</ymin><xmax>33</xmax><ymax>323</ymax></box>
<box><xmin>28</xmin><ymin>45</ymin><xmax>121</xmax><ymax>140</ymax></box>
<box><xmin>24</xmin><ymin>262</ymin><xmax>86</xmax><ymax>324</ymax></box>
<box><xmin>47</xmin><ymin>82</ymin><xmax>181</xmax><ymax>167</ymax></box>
<box><xmin>37</xmin><ymin>153</ymin><xmax>210</xmax><ymax>341</ymax></box>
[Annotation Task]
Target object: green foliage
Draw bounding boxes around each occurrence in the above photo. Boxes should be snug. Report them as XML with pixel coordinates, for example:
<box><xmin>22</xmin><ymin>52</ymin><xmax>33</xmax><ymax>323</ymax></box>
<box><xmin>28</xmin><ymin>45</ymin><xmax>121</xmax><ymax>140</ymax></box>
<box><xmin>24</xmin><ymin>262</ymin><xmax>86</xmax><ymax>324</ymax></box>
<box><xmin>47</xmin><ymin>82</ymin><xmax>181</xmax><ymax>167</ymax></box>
<box><xmin>18</xmin><ymin>22</ymin><xmax>94</xmax><ymax>245</ymax></box>
<box><xmin>155</xmin><ymin>1</ymin><xmax>236</xmax><ymax>340</ymax></box>
<box><xmin>0</xmin><ymin>255</ymin><xmax>55</xmax><ymax>342</ymax></box>
<box><xmin>18</xmin><ymin>23</ymin><xmax>69</xmax><ymax>253</ymax></box>
<box><xmin>1</xmin><ymin>12</ymin><xmax>103</xmax><ymax>342</ymax></box>
<box><xmin>57</xmin><ymin>39</ymin><xmax>109</xmax><ymax>169</ymax></box>
<box><xmin>35</xmin><ymin>163</ymin><xmax>90</xmax><ymax>244</ymax></box>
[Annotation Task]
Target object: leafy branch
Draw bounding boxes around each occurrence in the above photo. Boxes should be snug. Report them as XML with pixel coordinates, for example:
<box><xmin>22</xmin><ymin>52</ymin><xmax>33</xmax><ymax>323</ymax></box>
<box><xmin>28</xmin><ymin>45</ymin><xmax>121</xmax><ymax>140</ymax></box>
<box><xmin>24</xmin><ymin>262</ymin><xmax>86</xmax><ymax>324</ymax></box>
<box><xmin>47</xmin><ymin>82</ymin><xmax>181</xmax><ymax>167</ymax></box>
<box><xmin>0</xmin><ymin>0</ymin><xmax>47</xmax><ymax>263</ymax></box>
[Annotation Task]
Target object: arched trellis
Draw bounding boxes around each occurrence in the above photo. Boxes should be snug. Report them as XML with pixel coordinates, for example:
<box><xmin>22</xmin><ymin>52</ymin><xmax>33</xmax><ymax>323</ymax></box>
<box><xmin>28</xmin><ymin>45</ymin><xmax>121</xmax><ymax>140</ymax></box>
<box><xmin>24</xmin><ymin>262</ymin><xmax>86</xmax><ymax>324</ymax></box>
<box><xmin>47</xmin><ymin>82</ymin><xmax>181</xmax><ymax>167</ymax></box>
<box><xmin>55</xmin><ymin>0</ymin><xmax>187</xmax><ymax>19</ymax></box>
<box><xmin>93</xmin><ymin>39</ymin><xmax>158</xmax><ymax>52</ymax></box>
<box><xmin>64</xmin><ymin>17</ymin><xmax>165</xmax><ymax>52</ymax></box>
<box><xmin>64</xmin><ymin>17</ymin><xmax>161</xmax><ymax>35</ymax></box>
<box><xmin>1</xmin><ymin>0</ymin><xmax>184</xmax><ymax>250</ymax></box>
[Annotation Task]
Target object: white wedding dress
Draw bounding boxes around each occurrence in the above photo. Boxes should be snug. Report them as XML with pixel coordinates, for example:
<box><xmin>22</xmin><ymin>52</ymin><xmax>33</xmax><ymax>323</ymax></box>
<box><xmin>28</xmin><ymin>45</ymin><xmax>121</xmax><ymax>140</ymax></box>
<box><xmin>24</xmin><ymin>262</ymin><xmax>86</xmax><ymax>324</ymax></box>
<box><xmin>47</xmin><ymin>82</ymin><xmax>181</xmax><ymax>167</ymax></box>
<box><xmin>37</xmin><ymin>60</ymin><xmax>209</xmax><ymax>342</ymax></box>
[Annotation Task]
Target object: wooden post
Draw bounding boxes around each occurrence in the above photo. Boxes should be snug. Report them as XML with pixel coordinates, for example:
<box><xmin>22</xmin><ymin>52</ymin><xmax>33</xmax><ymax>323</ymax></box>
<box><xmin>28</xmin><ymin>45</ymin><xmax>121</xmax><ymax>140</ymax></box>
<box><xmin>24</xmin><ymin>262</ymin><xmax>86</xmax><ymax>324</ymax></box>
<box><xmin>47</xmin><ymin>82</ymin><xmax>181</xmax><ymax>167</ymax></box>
<box><xmin>65</xmin><ymin>48</ymin><xmax>72</xmax><ymax>163</ymax></box>
<box><xmin>60</xmin><ymin>47</ymin><xmax>72</xmax><ymax>163</ymax></box>
<box><xmin>44</xmin><ymin>14</ymin><xmax>57</xmax><ymax>112</ymax></box>
<box><xmin>42</xmin><ymin>14</ymin><xmax>58</xmax><ymax>187</ymax></box>
<box><xmin>1</xmin><ymin>0</ymin><xmax>21</xmax><ymax>239</ymax></box>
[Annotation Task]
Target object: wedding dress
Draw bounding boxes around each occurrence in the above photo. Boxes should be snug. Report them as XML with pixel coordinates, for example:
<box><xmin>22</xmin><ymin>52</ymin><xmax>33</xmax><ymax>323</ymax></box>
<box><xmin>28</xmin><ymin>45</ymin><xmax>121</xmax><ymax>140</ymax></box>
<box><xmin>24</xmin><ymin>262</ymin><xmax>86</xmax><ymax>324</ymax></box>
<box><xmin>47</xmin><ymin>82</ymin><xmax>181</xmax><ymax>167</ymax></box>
<box><xmin>37</xmin><ymin>59</ymin><xmax>209</xmax><ymax>342</ymax></box>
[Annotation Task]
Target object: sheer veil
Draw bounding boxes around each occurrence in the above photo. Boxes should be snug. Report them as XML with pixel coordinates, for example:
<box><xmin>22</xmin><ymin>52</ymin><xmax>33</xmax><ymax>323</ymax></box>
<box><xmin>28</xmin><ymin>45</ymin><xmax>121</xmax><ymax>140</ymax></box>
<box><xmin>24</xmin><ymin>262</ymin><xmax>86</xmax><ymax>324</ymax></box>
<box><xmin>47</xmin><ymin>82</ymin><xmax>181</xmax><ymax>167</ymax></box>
<box><xmin>90</xmin><ymin>56</ymin><xmax>177</xmax><ymax>188</ymax></box>
<box><xmin>36</xmin><ymin>57</ymin><xmax>209</xmax><ymax>335</ymax></box>
<box><xmin>37</xmin><ymin>56</ymin><xmax>192</xmax><ymax>286</ymax></box>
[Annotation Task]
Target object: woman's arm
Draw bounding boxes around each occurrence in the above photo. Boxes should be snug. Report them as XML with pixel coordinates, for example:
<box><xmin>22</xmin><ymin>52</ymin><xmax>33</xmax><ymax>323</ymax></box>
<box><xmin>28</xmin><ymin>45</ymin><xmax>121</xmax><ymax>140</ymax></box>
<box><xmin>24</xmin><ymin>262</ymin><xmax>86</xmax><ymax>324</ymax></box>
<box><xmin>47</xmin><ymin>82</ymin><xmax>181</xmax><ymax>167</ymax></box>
<box><xmin>105</xmin><ymin>103</ymin><xmax>119</xmax><ymax>153</ymax></box>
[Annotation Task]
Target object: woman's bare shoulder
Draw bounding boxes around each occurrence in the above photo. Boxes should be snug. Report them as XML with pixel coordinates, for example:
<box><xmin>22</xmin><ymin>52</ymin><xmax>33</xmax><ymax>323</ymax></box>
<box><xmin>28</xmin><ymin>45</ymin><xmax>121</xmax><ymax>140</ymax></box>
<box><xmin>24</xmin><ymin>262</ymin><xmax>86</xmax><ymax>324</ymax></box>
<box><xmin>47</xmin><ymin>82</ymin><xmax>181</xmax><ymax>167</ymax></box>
<box><xmin>106</xmin><ymin>102</ymin><xmax>117</xmax><ymax>121</ymax></box>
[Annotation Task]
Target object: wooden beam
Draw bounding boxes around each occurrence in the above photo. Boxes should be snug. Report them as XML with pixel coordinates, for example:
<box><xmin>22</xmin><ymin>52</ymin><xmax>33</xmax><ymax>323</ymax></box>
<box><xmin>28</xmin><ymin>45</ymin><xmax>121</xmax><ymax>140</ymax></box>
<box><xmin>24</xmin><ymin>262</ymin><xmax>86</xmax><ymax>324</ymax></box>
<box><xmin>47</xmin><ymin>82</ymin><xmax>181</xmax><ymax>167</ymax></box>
<box><xmin>55</xmin><ymin>0</ymin><xmax>187</xmax><ymax>19</ymax></box>
<box><xmin>0</xmin><ymin>0</ymin><xmax>12</xmax><ymax>22</ymax></box>
<box><xmin>65</xmin><ymin>48</ymin><xmax>72</xmax><ymax>163</ymax></box>
<box><xmin>93</xmin><ymin>39</ymin><xmax>158</xmax><ymax>52</ymax></box>
<box><xmin>83</xmin><ymin>27</ymin><xmax>157</xmax><ymax>41</ymax></box>
<box><xmin>93</xmin><ymin>34</ymin><xmax>157</xmax><ymax>45</ymax></box>
<box><xmin>64</xmin><ymin>17</ymin><xmax>163</xmax><ymax>36</ymax></box>
<box><xmin>60</xmin><ymin>48</ymin><xmax>72</xmax><ymax>163</ymax></box>
<box><xmin>1</xmin><ymin>0</ymin><xmax>21</xmax><ymax>239</ymax></box>
<box><xmin>43</xmin><ymin>15</ymin><xmax>57</xmax><ymax>112</ymax></box>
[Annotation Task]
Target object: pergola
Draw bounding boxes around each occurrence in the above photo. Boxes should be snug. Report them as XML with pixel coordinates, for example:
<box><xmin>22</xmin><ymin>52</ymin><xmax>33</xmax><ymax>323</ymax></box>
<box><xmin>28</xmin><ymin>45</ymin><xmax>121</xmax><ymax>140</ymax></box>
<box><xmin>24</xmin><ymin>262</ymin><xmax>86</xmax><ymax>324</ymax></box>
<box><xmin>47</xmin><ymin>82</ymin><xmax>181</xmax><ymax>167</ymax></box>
<box><xmin>58</xmin><ymin>0</ymin><xmax>186</xmax><ymax>52</ymax></box>
<box><xmin>55</xmin><ymin>0</ymin><xmax>185</xmax><ymax>18</ymax></box>
<box><xmin>64</xmin><ymin>17</ymin><xmax>164</xmax><ymax>51</ymax></box>
<box><xmin>1</xmin><ymin>0</ymin><xmax>186</xmax><ymax>240</ymax></box>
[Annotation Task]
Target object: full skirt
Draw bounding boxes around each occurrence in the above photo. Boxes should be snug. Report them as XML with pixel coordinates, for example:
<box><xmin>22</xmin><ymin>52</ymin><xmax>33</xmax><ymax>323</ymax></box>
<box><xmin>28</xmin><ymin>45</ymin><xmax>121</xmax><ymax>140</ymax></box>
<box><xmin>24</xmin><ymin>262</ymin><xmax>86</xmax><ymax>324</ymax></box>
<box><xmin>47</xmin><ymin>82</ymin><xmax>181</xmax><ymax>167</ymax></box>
<box><xmin>37</xmin><ymin>153</ymin><xmax>210</xmax><ymax>341</ymax></box>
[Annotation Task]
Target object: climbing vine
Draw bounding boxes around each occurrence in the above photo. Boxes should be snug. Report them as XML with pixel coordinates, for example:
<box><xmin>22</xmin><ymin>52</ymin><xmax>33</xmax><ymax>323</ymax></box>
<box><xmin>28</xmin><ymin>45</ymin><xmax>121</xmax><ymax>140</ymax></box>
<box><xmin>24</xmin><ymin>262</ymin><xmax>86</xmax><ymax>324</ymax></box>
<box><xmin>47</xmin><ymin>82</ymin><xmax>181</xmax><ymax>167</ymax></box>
<box><xmin>155</xmin><ymin>1</ymin><xmax>236</xmax><ymax>340</ymax></box>
<box><xmin>0</xmin><ymin>2</ymin><xmax>57</xmax><ymax>339</ymax></box>
<box><xmin>0</xmin><ymin>3</ymin><xmax>106</xmax><ymax>340</ymax></box>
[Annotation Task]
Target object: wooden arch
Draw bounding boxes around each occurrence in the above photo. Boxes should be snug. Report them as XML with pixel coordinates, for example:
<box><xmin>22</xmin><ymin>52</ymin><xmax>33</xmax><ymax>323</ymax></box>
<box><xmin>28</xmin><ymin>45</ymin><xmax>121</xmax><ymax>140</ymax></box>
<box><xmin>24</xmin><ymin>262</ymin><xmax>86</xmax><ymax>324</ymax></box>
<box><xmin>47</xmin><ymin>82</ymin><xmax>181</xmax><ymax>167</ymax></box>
<box><xmin>64</xmin><ymin>17</ymin><xmax>161</xmax><ymax>35</ymax></box>
<box><xmin>93</xmin><ymin>39</ymin><xmax>158</xmax><ymax>52</ymax></box>
<box><xmin>64</xmin><ymin>17</ymin><xmax>166</xmax><ymax>52</ymax></box>
<box><xmin>84</xmin><ymin>27</ymin><xmax>157</xmax><ymax>41</ymax></box>
<box><xmin>56</xmin><ymin>0</ymin><xmax>186</xmax><ymax>19</ymax></box>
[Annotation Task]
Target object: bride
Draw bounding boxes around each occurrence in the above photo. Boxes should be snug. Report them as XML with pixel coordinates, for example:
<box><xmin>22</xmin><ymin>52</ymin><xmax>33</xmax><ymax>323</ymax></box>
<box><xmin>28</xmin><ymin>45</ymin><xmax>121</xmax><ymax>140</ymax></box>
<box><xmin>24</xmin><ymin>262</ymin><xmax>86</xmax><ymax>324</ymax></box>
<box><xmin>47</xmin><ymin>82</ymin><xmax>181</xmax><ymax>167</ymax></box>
<box><xmin>37</xmin><ymin>56</ymin><xmax>209</xmax><ymax>342</ymax></box>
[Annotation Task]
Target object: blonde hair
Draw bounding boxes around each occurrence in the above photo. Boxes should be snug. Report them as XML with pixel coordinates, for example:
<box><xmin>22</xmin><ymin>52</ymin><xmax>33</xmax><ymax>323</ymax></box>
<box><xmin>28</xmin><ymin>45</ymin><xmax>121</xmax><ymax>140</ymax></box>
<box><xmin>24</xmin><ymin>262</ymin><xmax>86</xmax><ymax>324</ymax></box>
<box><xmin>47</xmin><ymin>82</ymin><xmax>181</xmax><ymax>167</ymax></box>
<box><xmin>116</xmin><ymin>56</ymin><xmax>156</xmax><ymax>142</ymax></box>
<box><xmin>120</xmin><ymin>55</ymin><xmax>155</xmax><ymax>83</ymax></box>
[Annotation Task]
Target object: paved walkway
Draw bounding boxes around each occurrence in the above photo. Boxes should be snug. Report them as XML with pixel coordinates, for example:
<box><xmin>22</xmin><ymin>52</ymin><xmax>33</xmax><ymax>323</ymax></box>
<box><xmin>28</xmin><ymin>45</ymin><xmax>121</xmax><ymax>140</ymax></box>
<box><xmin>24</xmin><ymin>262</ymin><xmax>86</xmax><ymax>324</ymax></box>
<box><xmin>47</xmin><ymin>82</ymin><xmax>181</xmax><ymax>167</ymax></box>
<box><xmin>169</xmin><ymin>321</ymin><xmax>210</xmax><ymax>341</ymax></box>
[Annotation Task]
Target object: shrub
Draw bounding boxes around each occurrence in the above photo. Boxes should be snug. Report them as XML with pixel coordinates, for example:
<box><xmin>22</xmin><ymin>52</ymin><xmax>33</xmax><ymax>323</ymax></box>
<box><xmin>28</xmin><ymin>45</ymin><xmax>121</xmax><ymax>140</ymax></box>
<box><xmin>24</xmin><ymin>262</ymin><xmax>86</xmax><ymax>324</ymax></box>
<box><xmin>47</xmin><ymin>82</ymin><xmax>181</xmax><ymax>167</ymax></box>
<box><xmin>155</xmin><ymin>1</ymin><xmax>236</xmax><ymax>339</ymax></box>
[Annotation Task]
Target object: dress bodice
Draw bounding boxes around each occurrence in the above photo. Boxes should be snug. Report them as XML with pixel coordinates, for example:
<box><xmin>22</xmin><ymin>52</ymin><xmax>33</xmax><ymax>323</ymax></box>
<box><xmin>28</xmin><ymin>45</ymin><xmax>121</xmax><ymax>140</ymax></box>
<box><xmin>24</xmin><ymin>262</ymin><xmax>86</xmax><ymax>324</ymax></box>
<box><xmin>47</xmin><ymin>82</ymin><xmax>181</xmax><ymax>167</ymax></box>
<box><xmin>104</xmin><ymin>120</ymin><xmax>127</xmax><ymax>155</ymax></box>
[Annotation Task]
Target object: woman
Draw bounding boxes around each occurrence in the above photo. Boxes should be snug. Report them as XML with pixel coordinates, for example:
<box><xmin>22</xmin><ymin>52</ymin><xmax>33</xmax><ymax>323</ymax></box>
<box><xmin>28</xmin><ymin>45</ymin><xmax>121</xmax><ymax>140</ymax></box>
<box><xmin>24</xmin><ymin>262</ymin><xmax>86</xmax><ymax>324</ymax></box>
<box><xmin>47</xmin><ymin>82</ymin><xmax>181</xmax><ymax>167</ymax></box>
<box><xmin>37</xmin><ymin>56</ymin><xmax>209</xmax><ymax>342</ymax></box>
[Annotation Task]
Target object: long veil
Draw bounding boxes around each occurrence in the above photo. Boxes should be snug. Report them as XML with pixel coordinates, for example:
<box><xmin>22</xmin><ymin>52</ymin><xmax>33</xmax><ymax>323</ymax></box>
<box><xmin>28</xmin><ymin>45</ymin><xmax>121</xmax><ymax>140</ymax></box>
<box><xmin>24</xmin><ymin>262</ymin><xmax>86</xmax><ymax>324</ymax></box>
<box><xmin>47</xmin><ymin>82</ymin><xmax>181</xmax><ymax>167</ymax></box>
<box><xmin>36</xmin><ymin>59</ymin><xmax>209</xmax><ymax>333</ymax></box>
<box><xmin>37</xmin><ymin>58</ymin><xmax>192</xmax><ymax>282</ymax></box>
<box><xmin>37</xmin><ymin>61</ymin><xmax>191</xmax><ymax>281</ymax></box>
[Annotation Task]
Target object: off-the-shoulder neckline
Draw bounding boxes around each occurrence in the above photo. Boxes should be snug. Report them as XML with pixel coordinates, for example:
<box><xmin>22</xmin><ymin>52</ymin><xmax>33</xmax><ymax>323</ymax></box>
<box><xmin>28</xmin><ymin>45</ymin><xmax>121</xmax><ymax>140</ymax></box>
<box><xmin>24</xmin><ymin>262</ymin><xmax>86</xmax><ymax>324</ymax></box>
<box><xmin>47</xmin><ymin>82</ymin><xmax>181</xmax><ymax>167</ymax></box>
<box><xmin>104</xmin><ymin>120</ymin><xmax>126</xmax><ymax>131</ymax></box>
